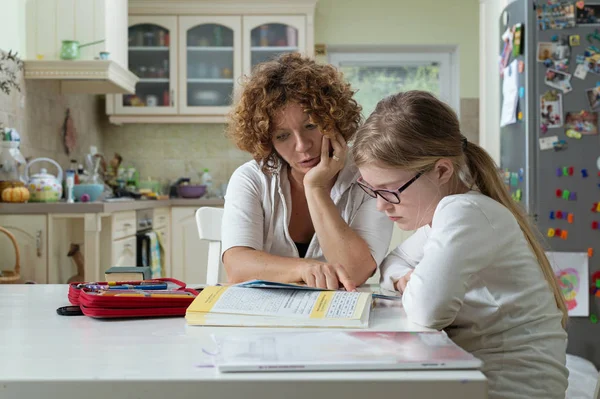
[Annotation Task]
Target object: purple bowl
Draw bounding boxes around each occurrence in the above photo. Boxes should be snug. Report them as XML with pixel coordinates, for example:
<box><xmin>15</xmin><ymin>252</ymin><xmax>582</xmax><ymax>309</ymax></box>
<box><xmin>177</xmin><ymin>184</ymin><xmax>206</xmax><ymax>198</ymax></box>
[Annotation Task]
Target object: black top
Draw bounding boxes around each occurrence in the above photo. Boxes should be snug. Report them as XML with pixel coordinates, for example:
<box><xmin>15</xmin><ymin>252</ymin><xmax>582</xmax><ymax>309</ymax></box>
<box><xmin>294</xmin><ymin>242</ymin><xmax>310</xmax><ymax>258</ymax></box>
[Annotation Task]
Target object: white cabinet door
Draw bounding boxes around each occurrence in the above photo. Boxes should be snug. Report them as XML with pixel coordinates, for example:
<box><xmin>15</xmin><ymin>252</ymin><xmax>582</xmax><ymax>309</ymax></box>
<box><xmin>242</xmin><ymin>15</ymin><xmax>306</xmax><ymax>76</ymax></box>
<box><xmin>112</xmin><ymin>236</ymin><xmax>137</xmax><ymax>267</ymax></box>
<box><xmin>178</xmin><ymin>16</ymin><xmax>242</xmax><ymax>115</ymax></box>
<box><xmin>171</xmin><ymin>207</ymin><xmax>208</xmax><ymax>284</ymax></box>
<box><xmin>114</xmin><ymin>16</ymin><xmax>178</xmax><ymax>115</ymax></box>
<box><xmin>155</xmin><ymin>227</ymin><xmax>171</xmax><ymax>278</ymax></box>
<box><xmin>0</xmin><ymin>215</ymin><xmax>47</xmax><ymax>283</ymax></box>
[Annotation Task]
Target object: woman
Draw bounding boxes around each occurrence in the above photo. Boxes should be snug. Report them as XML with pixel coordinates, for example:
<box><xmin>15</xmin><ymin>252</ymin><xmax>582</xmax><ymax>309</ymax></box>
<box><xmin>351</xmin><ymin>90</ymin><xmax>568</xmax><ymax>399</ymax></box>
<box><xmin>222</xmin><ymin>53</ymin><xmax>393</xmax><ymax>290</ymax></box>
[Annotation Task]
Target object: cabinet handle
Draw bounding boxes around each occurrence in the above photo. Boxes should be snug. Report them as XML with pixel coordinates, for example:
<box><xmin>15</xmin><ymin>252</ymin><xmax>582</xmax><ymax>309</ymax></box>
<box><xmin>124</xmin><ymin>244</ymin><xmax>132</xmax><ymax>248</ymax></box>
<box><xmin>124</xmin><ymin>223</ymin><xmax>132</xmax><ymax>228</ymax></box>
<box><xmin>36</xmin><ymin>230</ymin><xmax>42</xmax><ymax>257</ymax></box>
<box><xmin>170</xmin><ymin>89</ymin><xmax>174</xmax><ymax>107</ymax></box>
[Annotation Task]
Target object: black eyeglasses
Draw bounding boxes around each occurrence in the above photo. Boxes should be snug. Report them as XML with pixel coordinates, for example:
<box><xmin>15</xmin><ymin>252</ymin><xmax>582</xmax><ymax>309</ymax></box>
<box><xmin>356</xmin><ymin>173</ymin><xmax>422</xmax><ymax>204</ymax></box>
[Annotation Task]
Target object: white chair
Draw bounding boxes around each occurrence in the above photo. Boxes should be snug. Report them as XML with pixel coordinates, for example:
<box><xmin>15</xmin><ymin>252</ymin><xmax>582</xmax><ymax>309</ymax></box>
<box><xmin>595</xmin><ymin>371</ymin><xmax>600</xmax><ymax>399</ymax></box>
<box><xmin>195</xmin><ymin>207</ymin><xmax>224</xmax><ymax>286</ymax></box>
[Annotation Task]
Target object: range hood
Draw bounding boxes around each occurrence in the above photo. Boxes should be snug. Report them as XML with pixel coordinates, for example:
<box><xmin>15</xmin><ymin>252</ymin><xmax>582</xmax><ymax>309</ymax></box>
<box><xmin>24</xmin><ymin>60</ymin><xmax>139</xmax><ymax>94</ymax></box>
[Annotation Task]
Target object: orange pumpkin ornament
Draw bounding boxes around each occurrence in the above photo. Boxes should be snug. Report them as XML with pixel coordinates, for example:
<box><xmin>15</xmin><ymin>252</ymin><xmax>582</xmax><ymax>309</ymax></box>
<box><xmin>1</xmin><ymin>186</ymin><xmax>30</xmax><ymax>202</ymax></box>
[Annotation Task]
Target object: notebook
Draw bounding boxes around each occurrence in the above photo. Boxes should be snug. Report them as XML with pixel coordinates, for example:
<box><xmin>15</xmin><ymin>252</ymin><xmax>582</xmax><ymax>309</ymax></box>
<box><xmin>212</xmin><ymin>330</ymin><xmax>483</xmax><ymax>372</ymax></box>
<box><xmin>185</xmin><ymin>285</ymin><xmax>372</xmax><ymax>328</ymax></box>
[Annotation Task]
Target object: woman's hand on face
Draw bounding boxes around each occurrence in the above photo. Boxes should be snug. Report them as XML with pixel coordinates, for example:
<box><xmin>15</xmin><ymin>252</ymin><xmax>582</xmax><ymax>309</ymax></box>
<box><xmin>303</xmin><ymin>132</ymin><xmax>347</xmax><ymax>189</ymax></box>
<box><xmin>300</xmin><ymin>262</ymin><xmax>356</xmax><ymax>291</ymax></box>
<box><xmin>395</xmin><ymin>270</ymin><xmax>413</xmax><ymax>294</ymax></box>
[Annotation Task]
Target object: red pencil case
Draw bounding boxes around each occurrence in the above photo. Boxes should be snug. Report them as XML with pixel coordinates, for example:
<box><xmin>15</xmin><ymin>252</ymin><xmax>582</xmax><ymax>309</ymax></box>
<box><xmin>67</xmin><ymin>278</ymin><xmax>200</xmax><ymax>318</ymax></box>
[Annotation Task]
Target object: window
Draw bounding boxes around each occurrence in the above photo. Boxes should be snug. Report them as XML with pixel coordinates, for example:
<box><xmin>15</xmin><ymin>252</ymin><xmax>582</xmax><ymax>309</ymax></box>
<box><xmin>329</xmin><ymin>48</ymin><xmax>459</xmax><ymax>118</ymax></box>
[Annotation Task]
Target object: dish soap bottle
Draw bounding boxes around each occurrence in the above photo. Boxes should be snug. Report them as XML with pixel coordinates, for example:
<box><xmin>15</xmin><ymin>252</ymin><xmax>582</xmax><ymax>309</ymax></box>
<box><xmin>201</xmin><ymin>168</ymin><xmax>213</xmax><ymax>197</ymax></box>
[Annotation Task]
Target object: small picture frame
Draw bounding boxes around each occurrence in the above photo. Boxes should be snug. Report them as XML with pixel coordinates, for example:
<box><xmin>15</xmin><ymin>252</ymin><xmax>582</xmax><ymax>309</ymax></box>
<box><xmin>540</xmin><ymin>91</ymin><xmax>564</xmax><ymax>128</ymax></box>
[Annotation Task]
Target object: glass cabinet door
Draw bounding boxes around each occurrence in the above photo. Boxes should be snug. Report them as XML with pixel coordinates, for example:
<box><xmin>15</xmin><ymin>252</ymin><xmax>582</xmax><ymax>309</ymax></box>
<box><xmin>179</xmin><ymin>16</ymin><xmax>241</xmax><ymax>114</ymax></box>
<box><xmin>116</xmin><ymin>16</ymin><xmax>178</xmax><ymax>114</ymax></box>
<box><xmin>243</xmin><ymin>16</ymin><xmax>306</xmax><ymax>76</ymax></box>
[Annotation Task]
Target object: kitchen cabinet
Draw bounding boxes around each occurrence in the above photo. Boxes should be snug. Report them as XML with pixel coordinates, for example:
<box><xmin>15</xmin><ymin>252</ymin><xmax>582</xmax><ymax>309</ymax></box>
<box><xmin>112</xmin><ymin>236</ymin><xmax>137</xmax><ymax>267</ymax></box>
<box><xmin>171</xmin><ymin>207</ymin><xmax>212</xmax><ymax>284</ymax></box>
<box><xmin>0</xmin><ymin>215</ymin><xmax>47</xmax><ymax>283</ymax></box>
<box><xmin>107</xmin><ymin>0</ymin><xmax>317</xmax><ymax>124</ymax></box>
<box><xmin>113</xmin><ymin>16</ymin><xmax>178</xmax><ymax>115</ymax></box>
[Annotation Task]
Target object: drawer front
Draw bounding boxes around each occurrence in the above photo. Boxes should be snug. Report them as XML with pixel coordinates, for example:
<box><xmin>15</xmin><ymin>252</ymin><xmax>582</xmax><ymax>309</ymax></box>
<box><xmin>112</xmin><ymin>236</ymin><xmax>137</xmax><ymax>267</ymax></box>
<box><xmin>154</xmin><ymin>207</ymin><xmax>170</xmax><ymax>229</ymax></box>
<box><xmin>112</xmin><ymin>211</ymin><xmax>137</xmax><ymax>240</ymax></box>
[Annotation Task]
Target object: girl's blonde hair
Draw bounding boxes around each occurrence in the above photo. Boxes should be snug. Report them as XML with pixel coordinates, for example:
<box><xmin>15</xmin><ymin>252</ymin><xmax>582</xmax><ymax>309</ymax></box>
<box><xmin>351</xmin><ymin>90</ymin><xmax>567</xmax><ymax>328</ymax></box>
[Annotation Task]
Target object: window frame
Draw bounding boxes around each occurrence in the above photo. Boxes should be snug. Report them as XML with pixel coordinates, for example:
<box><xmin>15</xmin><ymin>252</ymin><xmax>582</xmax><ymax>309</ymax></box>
<box><xmin>328</xmin><ymin>46</ymin><xmax>460</xmax><ymax>117</ymax></box>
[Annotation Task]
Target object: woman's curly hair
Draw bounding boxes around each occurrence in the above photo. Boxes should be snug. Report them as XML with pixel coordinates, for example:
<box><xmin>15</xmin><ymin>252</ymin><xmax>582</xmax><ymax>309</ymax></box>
<box><xmin>227</xmin><ymin>53</ymin><xmax>362</xmax><ymax>173</ymax></box>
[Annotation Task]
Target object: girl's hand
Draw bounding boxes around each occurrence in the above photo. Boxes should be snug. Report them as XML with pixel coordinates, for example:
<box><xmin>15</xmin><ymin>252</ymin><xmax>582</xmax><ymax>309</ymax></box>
<box><xmin>303</xmin><ymin>132</ymin><xmax>347</xmax><ymax>189</ymax></box>
<box><xmin>395</xmin><ymin>270</ymin><xmax>413</xmax><ymax>294</ymax></box>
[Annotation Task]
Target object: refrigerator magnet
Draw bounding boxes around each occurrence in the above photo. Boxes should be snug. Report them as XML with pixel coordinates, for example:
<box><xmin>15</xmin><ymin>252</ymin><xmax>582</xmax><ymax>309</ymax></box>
<box><xmin>570</xmin><ymin>35</ymin><xmax>581</xmax><ymax>46</ymax></box>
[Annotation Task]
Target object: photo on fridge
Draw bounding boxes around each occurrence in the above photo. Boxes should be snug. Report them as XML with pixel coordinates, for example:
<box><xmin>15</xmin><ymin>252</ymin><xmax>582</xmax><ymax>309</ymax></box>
<box><xmin>545</xmin><ymin>69</ymin><xmax>573</xmax><ymax>93</ymax></box>
<box><xmin>540</xmin><ymin>91</ymin><xmax>563</xmax><ymax>128</ymax></box>
<box><xmin>586</xmin><ymin>87</ymin><xmax>600</xmax><ymax>110</ymax></box>
<box><xmin>576</xmin><ymin>3</ymin><xmax>600</xmax><ymax>24</ymax></box>
<box><xmin>565</xmin><ymin>111</ymin><xmax>599</xmax><ymax>135</ymax></box>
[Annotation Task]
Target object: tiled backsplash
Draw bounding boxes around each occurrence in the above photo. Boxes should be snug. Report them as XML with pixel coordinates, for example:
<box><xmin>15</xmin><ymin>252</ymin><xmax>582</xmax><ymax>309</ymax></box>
<box><xmin>0</xmin><ymin>53</ymin><xmax>104</xmax><ymax>176</ymax></box>
<box><xmin>102</xmin><ymin>121</ymin><xmax>252</xmax><ymax>191</ymax></box>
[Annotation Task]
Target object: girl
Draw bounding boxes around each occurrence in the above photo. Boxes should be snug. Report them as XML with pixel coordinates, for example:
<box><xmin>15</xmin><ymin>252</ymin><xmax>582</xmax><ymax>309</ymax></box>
<box><xmin>222</xmin><ymin>53</ymin><xmax>392</xmax><ymax>290</ymax></box>
<box><xmin>351</xmin><ymin>91</ymin><xmax>568</xmax><ymax>399</ymax></box>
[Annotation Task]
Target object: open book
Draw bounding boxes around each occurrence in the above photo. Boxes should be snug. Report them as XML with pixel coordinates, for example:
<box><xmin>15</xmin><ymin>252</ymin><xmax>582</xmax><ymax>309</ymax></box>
<box><xmin>212</xmin><ymin>330</ymin><xmax>483</xmax><ymax>372</ymax></box>
<box><xmin>185</xmin><ymin>285</ymin><xmax>372</xmax><ymax>328</ymax></box>
<box><xmin>234</xmin><ymin>279</ymin><xmax>401</xmax><ymax>301</ymax></box>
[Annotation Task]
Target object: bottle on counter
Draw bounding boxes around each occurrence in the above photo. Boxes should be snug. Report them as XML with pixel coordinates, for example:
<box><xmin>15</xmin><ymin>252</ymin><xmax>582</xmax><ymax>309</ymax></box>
<box><xmin>201</xmin><ymin>168</ymin><xmax>213</xmax><ymax>197</ymax></box>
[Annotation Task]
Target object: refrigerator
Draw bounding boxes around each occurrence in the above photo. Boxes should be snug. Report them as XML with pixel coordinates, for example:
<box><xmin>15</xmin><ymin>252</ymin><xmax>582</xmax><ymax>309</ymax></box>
<box><xmin>499</xmin><ymin>0</ymin><xmax>600</xmax><ymax>367</ymax></box>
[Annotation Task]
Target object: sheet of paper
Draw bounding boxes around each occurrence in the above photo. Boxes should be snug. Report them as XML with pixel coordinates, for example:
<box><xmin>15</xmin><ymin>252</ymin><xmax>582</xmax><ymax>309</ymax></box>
<box><xmin>539</xmin><ymin>135</ymin><xmax>559</xmax><ymax>150</ymax></box>
<box><xmin>546</xmin><ymin>251</ymin><xmax>589</xmax><ymax>317</ymax></box>
<box><xmin>501</xmin><ymin>59</ymin><xmax>519</xmax><ymax>127</ymax></box>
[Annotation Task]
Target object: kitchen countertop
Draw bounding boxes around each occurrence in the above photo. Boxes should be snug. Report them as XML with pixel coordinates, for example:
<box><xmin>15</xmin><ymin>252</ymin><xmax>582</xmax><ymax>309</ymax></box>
<box><xmin>0</xmin><ymin>198</ymin><xmax>225</xmax><ymax>214</ymax></box>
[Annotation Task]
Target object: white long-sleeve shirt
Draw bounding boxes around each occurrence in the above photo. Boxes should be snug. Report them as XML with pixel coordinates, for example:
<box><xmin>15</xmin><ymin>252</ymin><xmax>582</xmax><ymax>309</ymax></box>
<box><xmin>381</xmin><ymin>191</ymin><xmax>568</xmax><ymax>399</ymax></box>
<box><xmin>222</xmin><ymin>157</ymin><xmax>393</xmax><ymax>270</ymax></box>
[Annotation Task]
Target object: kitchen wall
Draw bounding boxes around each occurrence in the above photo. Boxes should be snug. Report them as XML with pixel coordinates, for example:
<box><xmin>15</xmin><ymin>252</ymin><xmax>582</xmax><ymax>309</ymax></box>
<box><xmin>102</xmin><ymin>120</ymin><xmax>251</xmax><ymax>191</ymax></box>
<box><xmin>0</xmin><ymin>49</ymin><xmax>104</xmax><ymax>175</ymax></box>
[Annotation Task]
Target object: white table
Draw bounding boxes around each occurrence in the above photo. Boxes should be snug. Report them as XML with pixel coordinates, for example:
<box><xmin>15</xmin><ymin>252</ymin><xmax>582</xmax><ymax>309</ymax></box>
<box><xmin>0</xmin><ymin>285</ymin><xmax>487</xmax><ymax>399</ymax></box>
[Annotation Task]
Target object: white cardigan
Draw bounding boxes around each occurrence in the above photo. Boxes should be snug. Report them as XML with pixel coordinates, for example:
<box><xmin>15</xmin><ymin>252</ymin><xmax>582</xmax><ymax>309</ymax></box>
<box><xmin>381</xmin><ymin>191</ymin><xmax>568</xmax><ymax>399</ymax></box>
<box><xmin>221</xmin><ymin>157</ymin><xmax>393</xmax><ymax>269</ymax></box>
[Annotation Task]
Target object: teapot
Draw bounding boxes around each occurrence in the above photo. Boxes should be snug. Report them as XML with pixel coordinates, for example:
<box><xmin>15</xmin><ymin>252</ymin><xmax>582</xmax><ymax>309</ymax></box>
<box><xmin>60</xmin><ymin>39</ymin><xmax>105</xmax><ymax>60</ymax></box>
<box><xmin>24</xmin><ymin>158</ymin><xmax>63</xmax><ymax>202</ymax></box>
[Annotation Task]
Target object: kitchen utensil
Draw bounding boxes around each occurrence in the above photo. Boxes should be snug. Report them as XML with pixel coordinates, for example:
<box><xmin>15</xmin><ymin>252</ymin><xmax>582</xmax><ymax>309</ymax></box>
<box><xmin>24</xmin><ymin>157</ymin><xmax>63</xmax><ymax>202</ymax></box>
<box><xmin>177</xmin><ymin>184</ymin><xmax>206</xmax><ymax>199</ymax></box>
<box><xmin>169</xmin><ymin>177</ymin><xmax>190</xmax><ymax>198</ymax></box>
<box><xmin>0</xmin><ymin>226</ymin><xmax>21</xmax><ymax>284</ymax></box>
<box><xmin>60</xmin><ymin>39</ymin><xmax>106</xmax><ymax>60</ymax></box>
<box><xmin>72</xmin><ymin>183</ymin><xmax>104</xmax><ymax>202</ymax></box>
